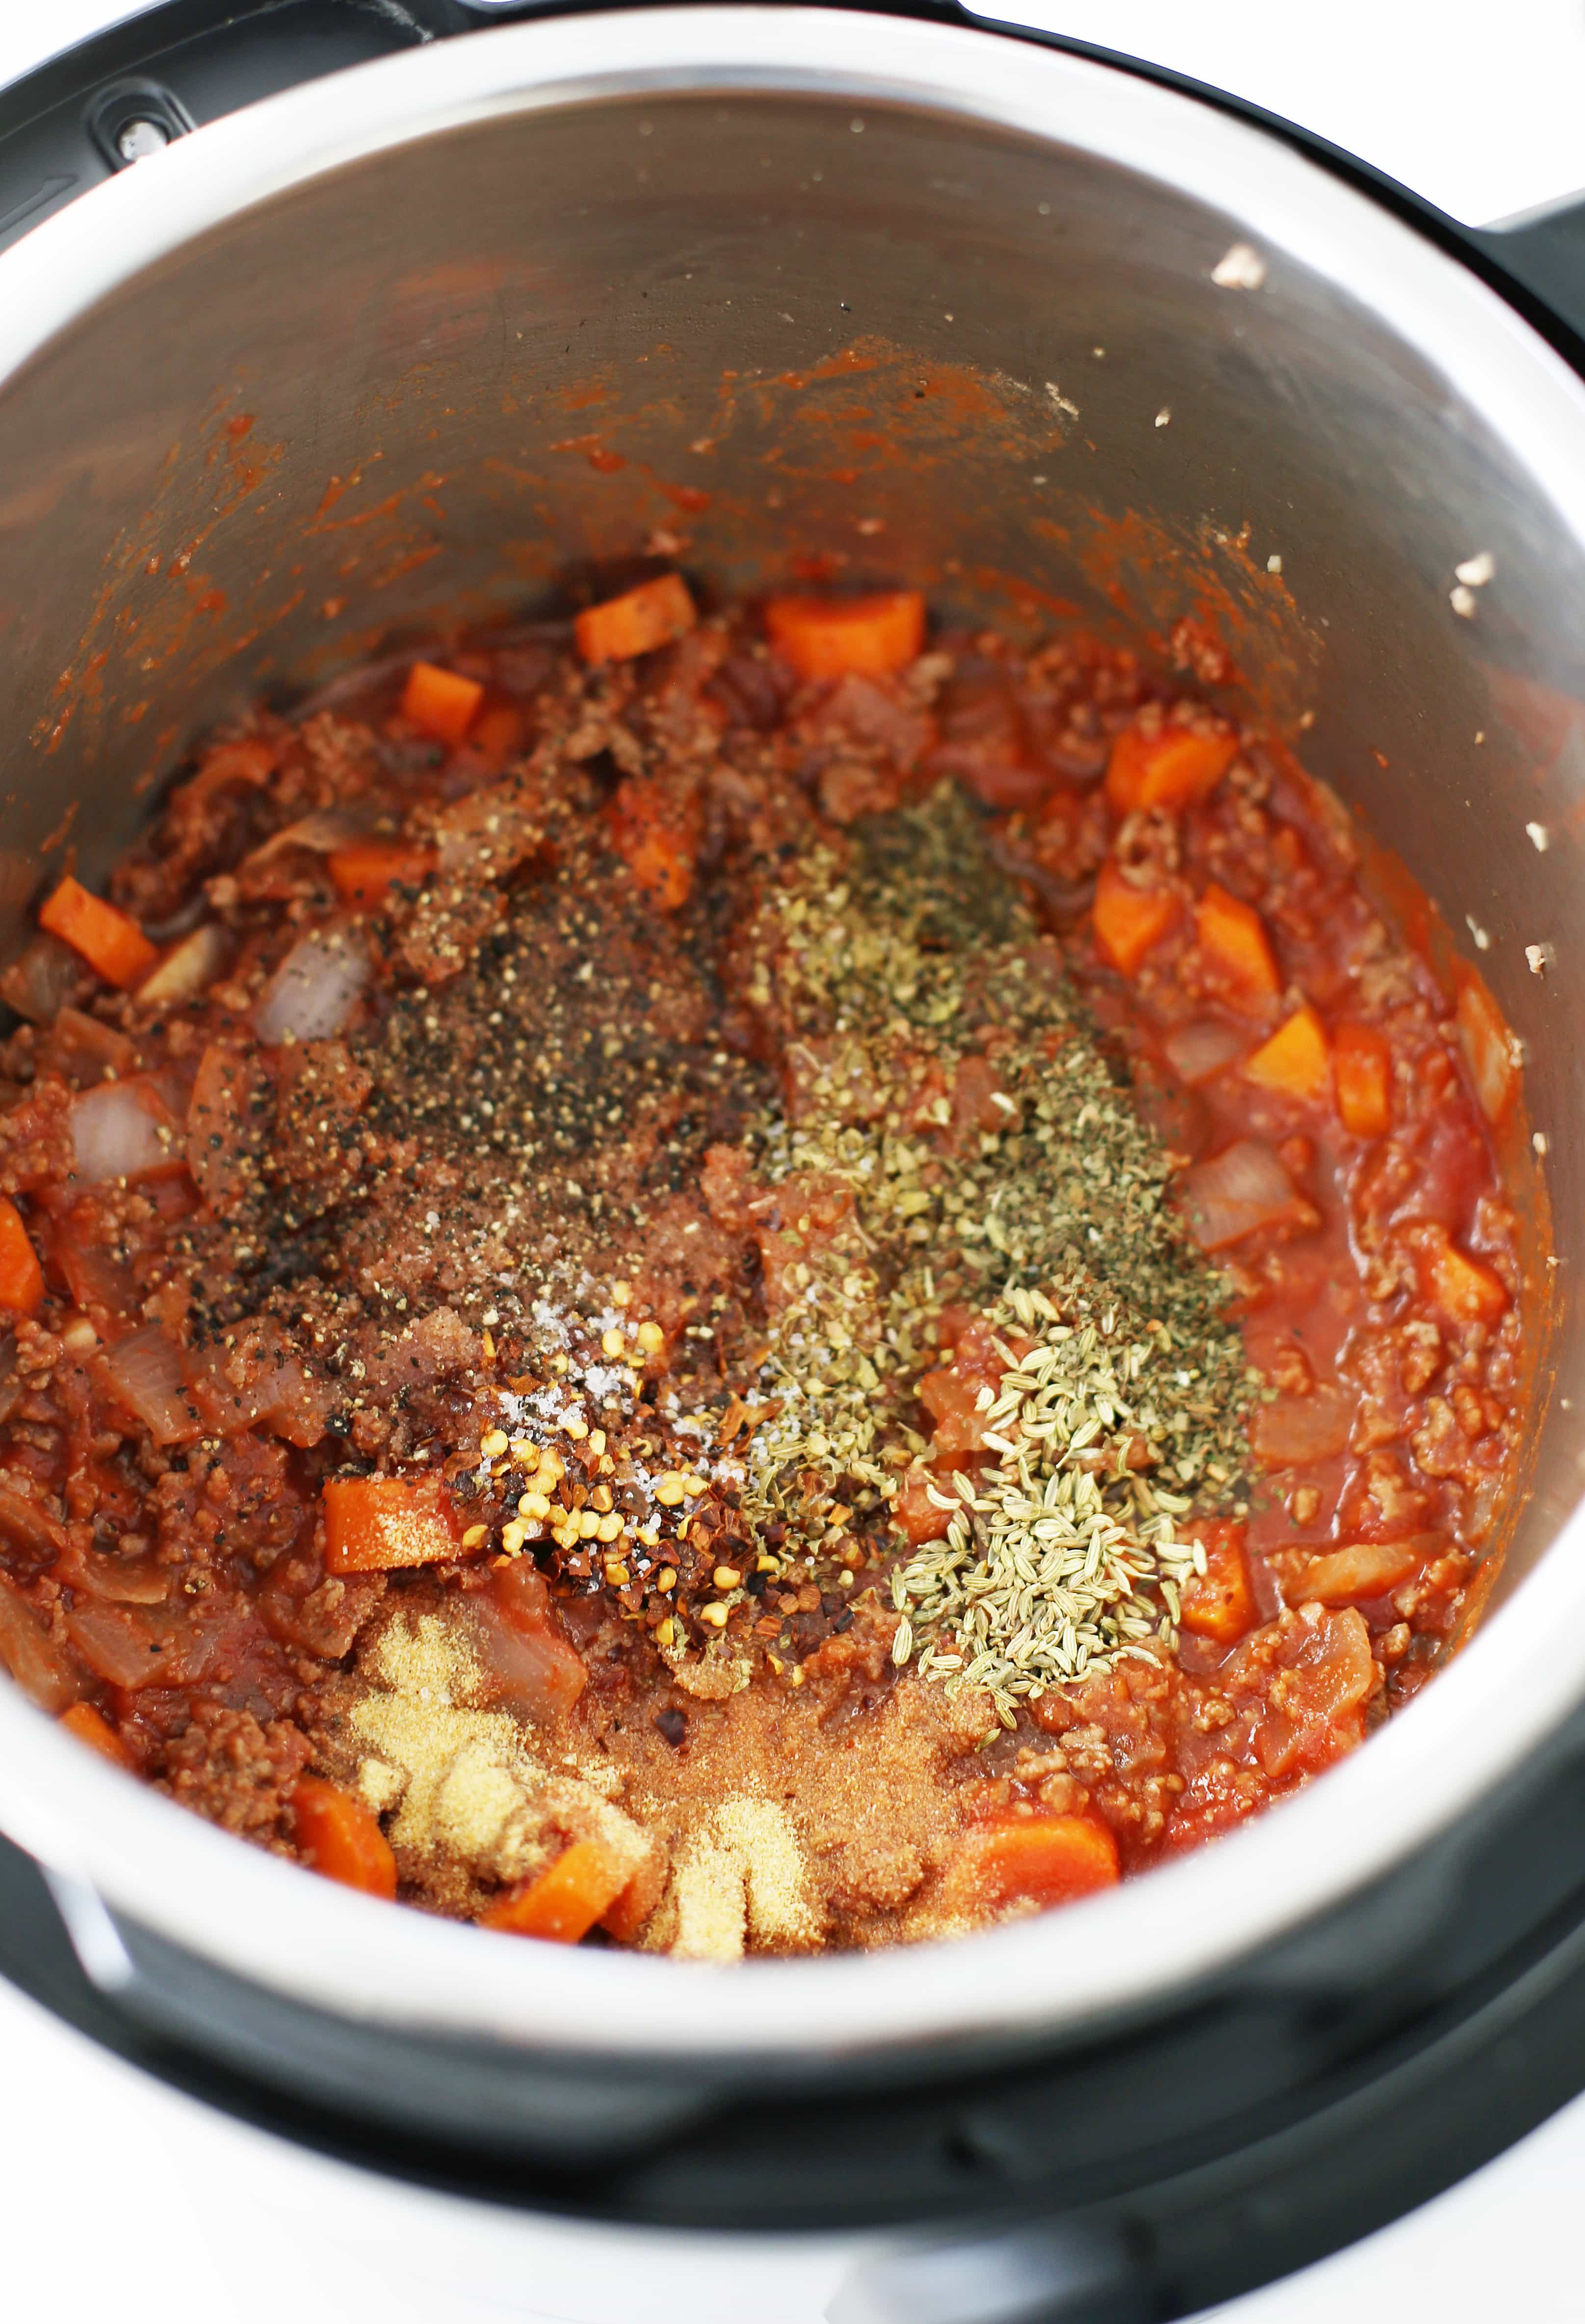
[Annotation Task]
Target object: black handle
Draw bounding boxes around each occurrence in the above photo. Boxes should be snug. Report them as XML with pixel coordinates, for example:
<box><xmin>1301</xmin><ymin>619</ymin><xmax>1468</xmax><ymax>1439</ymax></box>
<box><xmin>1467</xmin><ymin>198</ymin><xmax>1585</xmax><ymax>364</ymax></box>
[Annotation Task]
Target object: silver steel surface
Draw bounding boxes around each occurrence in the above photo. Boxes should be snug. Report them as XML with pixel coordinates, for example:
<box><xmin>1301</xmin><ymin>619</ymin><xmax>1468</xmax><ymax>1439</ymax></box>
<box><xmin>0</xmin><ymin>8</ymin><xmax>1578</xmax><ymax>2063</ymax></box>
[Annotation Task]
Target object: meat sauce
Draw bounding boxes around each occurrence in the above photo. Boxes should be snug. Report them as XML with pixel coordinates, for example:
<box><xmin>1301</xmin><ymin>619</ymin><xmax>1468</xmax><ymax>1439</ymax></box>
<box><xmin>0</xmin><ymin>576</ymin><xmax>1526</xmax><ymax>1955</ymax></box>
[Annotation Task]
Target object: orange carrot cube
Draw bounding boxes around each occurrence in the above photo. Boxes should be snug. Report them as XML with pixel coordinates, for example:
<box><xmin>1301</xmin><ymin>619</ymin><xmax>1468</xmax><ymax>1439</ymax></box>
<box><xmin>1333</xmin><ymin>1022</ymin><xmax>1392</xmax><ymax>1139</ymax></box>
<box><xmin>1092</xmin><ymin>857</ymin><xmax>1178</xmax><ymax>976</ymax></box>
<box><xmin>400</xmin><ymin>660</ymin><xmax>484</xmax><ymax>744</ymax></box>
<box><xmin>322</xmin><ymin>1474</ymin><xmax>467</xmax><ymax>1575</ymax></box>
<box><xmin>764</xmin><ymin>590</ymin><xmax>925</xmax><ymax>681</ymax></box>
<box><xmin>1196</xmin><ymin>881</ymin><xmax>1280</xmax><ymax>1010</ymax></box>
<box><xmin>482</xmin><ymin>1835</ymin><xmax>633</xmax><ymax>1942</ymax></box>
<box><xmin>575</xmin><ymin>574</ymin><xmax>697</xmax><ymax>666</ymax></box>
<box><xmin>1244</xmin><ymin>1002</ymin><xmax>1331</xmax><ymax>1105</ymax></box>
<box><xmin>1105</xmin><ymin>719</ymin><xmax>1240</xmax><ymax>814</ymax></box>
<box><xmin>293</xmin><ymin>1774</ymin><xmax>397</xmax><ymax>1899</ymax></box>
<box><xmin>38</xmin><ymin>877</ymin><xmax>158</xmax><ymax>991</ymax></box>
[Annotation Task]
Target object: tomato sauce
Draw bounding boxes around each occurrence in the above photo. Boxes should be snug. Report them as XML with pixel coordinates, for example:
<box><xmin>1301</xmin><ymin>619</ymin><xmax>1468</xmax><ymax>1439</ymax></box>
<box><xmin>0</xmin><ymin>580</ymin><xmax>1526</xmax><ymax>1953</ymax></box>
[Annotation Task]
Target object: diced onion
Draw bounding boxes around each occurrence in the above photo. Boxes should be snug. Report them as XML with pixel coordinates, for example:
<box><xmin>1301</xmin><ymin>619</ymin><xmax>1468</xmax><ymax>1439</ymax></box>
<box><xmin>93</xmin><ymin>1327</ymin><xmax>200</xmax><ymax>1445</ymax></box>
<box><xmin>254</xmin><ymin>930</ymin><xmax>369</xmax><ymax>1044</ymax></box>
<box><xmin>0</xmin><ymin>1572</ymin><xmax>78</xmax><ymax>1713</ymax></box>
<box><xmin>1163</xmin><ymin>1020</ymin><xmax>1245</xmax><ymax>1086</ymax></box>
<box><xmin>1182</xmin><ymin>1138</ymin><xmax>1305</xmax><ymax>1251</ymax></box>
<box><xmin>136</xmin><ymin>923</ymin><xmax>232</xmax><ymax>1006</ymax></box>
<box><xmin>71</xmin><ymin>1082</ymin><xmax>175</xmax><ymax>1183</ymax></box>
<box><xmin>239</xmin><ymin>810</ymin><xmax>365</xmax><ymax>871</ymax></box>
<box><xmin>0</xmin><ymin>933</ymin><xmax>82</xmax><ymax>1025</ymax></box>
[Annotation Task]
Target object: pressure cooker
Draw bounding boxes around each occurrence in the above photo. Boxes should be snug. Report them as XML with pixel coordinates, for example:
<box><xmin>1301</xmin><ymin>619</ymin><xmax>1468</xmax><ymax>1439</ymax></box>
<box><xmin>4</xmin><ymin>4</ymin><xmax>1585</xmax><ymax>2318</ymax></box>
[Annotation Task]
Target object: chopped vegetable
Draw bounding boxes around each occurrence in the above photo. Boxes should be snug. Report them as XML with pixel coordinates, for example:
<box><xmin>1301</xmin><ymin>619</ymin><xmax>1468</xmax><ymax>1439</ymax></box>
<box><xmin>1182</xmin><ymin>1138</ymin><xmax>1313</xmax><ymax>1250</ymax></box>
<box><xmin>292</xmin><ymin>1774</ymin><xmax>397</xmax><ymax>1898</ymax></box>
<box><xmin>135</xmin><ymin>923</ymin><xmax>231</xmax><ymax>1007</ymax></box>
<box><xmin>1105</xmin><ymin>718</ymin><xmax>1239</xmax><ymax>814</ymax></box>
<box><xmin>466</xmin><ymin>1559</ymin><xmax>587</xmax><ymax>1720</ymax></box>
<box><xmin>1286</xmin><ymin>1536</ymin><xmax>1432</xmax><ymax>1605</ymax></box>
<box><xmin>1455</xmin><ymin>965</ymin><xmax>1517</xmax><ymax>1126</ymax></box>
<box><xmin>1409</xmin><ymin>1223</ymin><xmax>1509</xmax><ymax>1325</ymax></box>
<box><xmin>71</xmin><ymin>1079</ymin><xmax>181</xmax><ymax>1183</ymax></box>
<box><xmin>1195</xmin><ymin>881</ymin><xmax>1280</xmax><ymax>1008</ymax></box>
<box><xmin>764</xmin><ymin>590</ymin><xmax>925</xmax><ymax>680</ymax></box>
<box><xmin>38</xmin><ymin>877</ymin><xmax>158</xmax><ymax>991</ymax></box>
<box><xmin>955</xmin><ymin>1812</ymin><xmax>1120</xmax><ymax>1911</ymax></box>
<box><xmin>254</xmin><ymin>930</ymin><xmax>369</xmax><ymax>1045</ymax></box>
<box><xmin>400</xmin><ymin>660</ymin><xmax>484</xmax><ymax>744</ymax></box>
<box><xmin>1162</xmin><ymin>1019</ymin><xmax>1244</xmax><ymax>1085</ymax></box>
<box><xmin>481</xmin><ymin>1834</ymin><xmax>633</xmax><ymax>1941</ymax></box>
<box><xmin>92</xmin><ymin>1327</ymin><xmax>200</xmax><ymax>1446</ymax></box>
<box><xmin>1092</xmin><ymin>858</ymin><xmax>1178</xmax><ymax>976</ymax></box>
<box><xmin>1333</xmin><ymin>1022</ymin><xmax>1392</xmax><ymax>1138</ymax></box>
<box><xmin>60</xmin><ymin>1701</ymin><xmax>134</xmax><ymax>1769</ymax></box>
<box><xmin>328</xmin><ymin>839</ymin><xmax>437</xmax><ymax>908</ymax></box>
<box><xmin>1178</xmin><ymin>1521</ymin><xmax>1256</xmax><ymax>1644</ymax></box>
<box><xmin>607</xmin><ymin>775</ymin><xmax>698</xmax><ymax>912</ymax></box>
<box><xmin>0</xmin><ymin>1197</ymin><xmax>44</xmax><ymax>1317</ymax></box>
<box><xmin>575</xmin><ymin>574</ymin><xmax>697</xmax><ymax>666</ymax></box>
<box><xmin>322</xmin><ymin>1474</ymin><xmax>467</xmax><ymax>1575</ymax></box>
<box><xmin>0</xmin><ymin>1571</ymin><xmax>78</xmax><ymax>1712</ymax></box>
<box><xmin>1244</xmin><ymin>1001</ymin><xmax>1331</xmax><ymax>1105</ymax></box>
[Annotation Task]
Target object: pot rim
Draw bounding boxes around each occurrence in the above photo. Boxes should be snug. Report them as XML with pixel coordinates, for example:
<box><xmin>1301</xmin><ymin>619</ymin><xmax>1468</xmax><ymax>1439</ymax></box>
<box><xmin>0</xmin><ymin>5</ymin><xmax>1581</xmax><ymax>2060</ymax></box>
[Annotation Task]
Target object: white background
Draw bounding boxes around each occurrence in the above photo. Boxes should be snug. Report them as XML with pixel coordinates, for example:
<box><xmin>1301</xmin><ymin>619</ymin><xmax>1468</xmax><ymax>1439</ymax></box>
<box><xmin>7</xmin><ymin>5</ymin><xmax>1585</xmax><ymax>2320</ymax></box>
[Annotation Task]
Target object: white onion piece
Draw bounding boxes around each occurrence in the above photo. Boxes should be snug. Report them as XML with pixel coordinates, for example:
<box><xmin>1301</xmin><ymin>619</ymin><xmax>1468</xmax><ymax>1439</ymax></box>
<box><xmin>239</xmin><ymin>810</ymin><xmax>364</xmax><ymax>870</ymax></box>
<box><xmin>254</xmin><ymin>930</ymin><xmax>369</xmax><ymax>1045</ymax></box>
<box><xmin>136</xmin><ymin>923</ymin><xmax>232</xmax><ymax>1007</ymax></box>
<box><xmin>1163</xmin><ymin>1020</ymin><xmax>1245</xmax><ymax>1087</ymax></box>
<box><xmin>1182</xmin><ymin>1138</ymin><xmax>1307</xmax><ymax>1251</ymax></box>
<box><xmin>92</xmin><ymin>1327</ymin><xmax>199</xmax><ymax>1446</ymax></box>
<box><xmin>71</xmin><ymin>1082</ymin><xmax>174</xmax><ymax>1182</ymax></box>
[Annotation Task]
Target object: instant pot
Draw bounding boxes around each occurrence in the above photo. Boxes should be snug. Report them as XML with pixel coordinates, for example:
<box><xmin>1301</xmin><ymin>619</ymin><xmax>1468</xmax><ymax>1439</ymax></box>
<box><xmin>4</xmin><ymin>4</ymin><xmax>1585</xmax><ymax>2317</ymax></box>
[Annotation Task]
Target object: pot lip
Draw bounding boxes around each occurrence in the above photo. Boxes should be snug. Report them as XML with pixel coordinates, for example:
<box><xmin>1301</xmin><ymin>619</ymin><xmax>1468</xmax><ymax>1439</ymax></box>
<box><xmin>2</xmin><ymin>4</ymin><xmax>1585</xmax><ymax>2060</ymax></box>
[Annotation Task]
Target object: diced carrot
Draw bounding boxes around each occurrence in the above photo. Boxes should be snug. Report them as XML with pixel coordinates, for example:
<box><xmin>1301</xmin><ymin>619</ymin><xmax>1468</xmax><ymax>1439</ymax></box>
<box><xmin>764</xmin><ymin>590</ymin><xmax>926</xmax><ymax>681</ymax></box>
<box><xmin>608</xmin><ymin>774</ymin><xmax>698</xmax><ymax>911</ymax></box>
<box><xmin>1092</xmin><ymin>857</ymin><xmax>1179</xmax><ymax>976</ymax></box>
<box><xmin>957</xmin><ymin>1813</ymin><xmax>1120</xmax><ymax>1911</ymax></box>
<box><xmin>0</xmin><ymin>1197</ymin><xmax>45</xmax><ymax>1318</ymax></box>
<box><xmin>482</xmin><ymin>1834</ymin><xmax>632</xmax><ymax>1942</ymax></box>
<box><xmin>574</xmin><ymin>574</ymin><xmax>697</xmax><ymax>666</ymax></box>
<box><xmin>1410</xmin><ymin>1224</ymin><xmax>1509</xmax><ymax>1326</ymax></box>
<box><xmin>1195</xmin><ymin>881</ymin><xmax>1280</xmax><ymax>1010</ymax></box>
<box><xmin>400</xmin><ymin>659</ymin><xmax>484</xmax><ymax>745</ymax></box>
<box><xmin>1244</xmin><ymin>1002</ymin><xmax>1331</xmax><ymax>1106</ymax></box>
<box><xmin>322</xmin><ymin>1473</ymin><xmax>467</xmax><ymax>1575</ymax></box>
<box><xmin>292</xmin><ymin>1774</ymin><xmax>397</xmax><ymax>1899</ymax></box>
<box><xmin>60</xmin><ymin>1701</ymin><xmax>134</xmax><ymax>1769</ymax></box>
<box><xmin>1178</xmin><ymin>1521</ymin><xmax>1257</xmax><ymax>1645</ymax></box>
<box><xmin>1105</xmin><ymin>718</ymin><xmax>1240</xmax><ymax>814</ymax></box>
<box><xmin>327</xmin><ymin>838</ymin><xmax>437</xmax><ymax>908</ymax></box>
<box><xmin>1333</xmin><ymin>1022</ymin><xmax>1392</xmax><ymax>1139</ymax></box>
<box><xmin>38</xmin><ymin>877</ymin><xmax>159</xmax><ymax>991</ymax></box>
<box><xmin>470</xmin><ymin>701</ymin><xmax>527</xmax><ymax>769</ymax></box>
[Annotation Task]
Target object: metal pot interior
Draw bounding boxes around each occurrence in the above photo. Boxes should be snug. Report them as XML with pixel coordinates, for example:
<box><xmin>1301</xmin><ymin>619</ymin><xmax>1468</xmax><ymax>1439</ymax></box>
<box><xmin>0</xmin><ymin>9</ymin><xmax>1580</xmax><ymax>2056</ymax></box>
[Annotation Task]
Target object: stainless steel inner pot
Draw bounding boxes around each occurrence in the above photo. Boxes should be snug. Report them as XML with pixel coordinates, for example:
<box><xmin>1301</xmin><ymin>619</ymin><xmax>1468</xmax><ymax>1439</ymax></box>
<box><xmin>0</xmin><ymin>5</ymin><xmax>1580</xmax><ymax>2067</ymax></box>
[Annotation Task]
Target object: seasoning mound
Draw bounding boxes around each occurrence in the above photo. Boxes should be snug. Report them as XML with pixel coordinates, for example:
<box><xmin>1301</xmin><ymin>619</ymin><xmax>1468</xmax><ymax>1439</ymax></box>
<box><xmin>894</xmin><ymin>1275</ymin><xmax>1248</xmax><ymax>1718</ymax></box>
